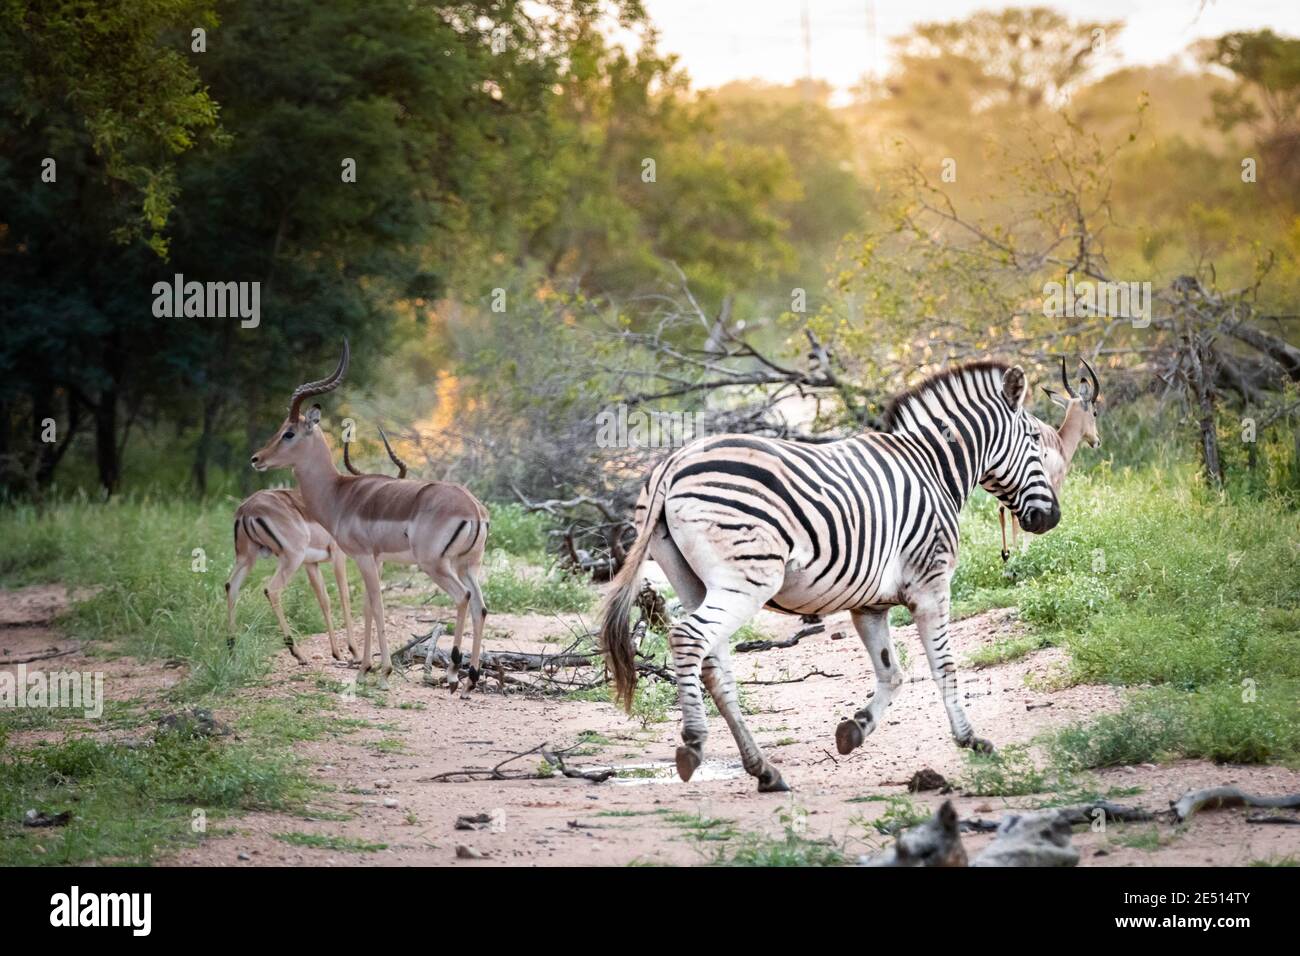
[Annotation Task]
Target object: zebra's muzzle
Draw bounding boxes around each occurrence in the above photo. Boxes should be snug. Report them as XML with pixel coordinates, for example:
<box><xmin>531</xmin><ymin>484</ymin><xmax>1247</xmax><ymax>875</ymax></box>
<box><xmin>1020</xmin><ymin>501</ymin><xmax>1060</xmax><ymax>534</ymax></box>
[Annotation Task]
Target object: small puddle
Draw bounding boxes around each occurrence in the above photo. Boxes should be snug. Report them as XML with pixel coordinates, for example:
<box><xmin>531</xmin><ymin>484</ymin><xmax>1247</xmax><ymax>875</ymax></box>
<box><xmin>610</xmin><ymin>759</ymin><xmax>745</xmax><ymax>786</ymax></box>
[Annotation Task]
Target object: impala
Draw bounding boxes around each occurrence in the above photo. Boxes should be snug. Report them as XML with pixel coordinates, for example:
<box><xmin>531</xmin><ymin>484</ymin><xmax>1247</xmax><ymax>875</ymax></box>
<box><xmin>226</xmin><ymin>488</ymin><xmax>358</xmax><ymax>664</ymax></box>
<box><xmin>250</xmin><ymin>343</ymin><xmax>490</xmax><ymax>691</ymax></box>
<box><xmin>1000</xmin><ymin>356</ymin><xmax>1102</xmax><ymax>559</ymax></box>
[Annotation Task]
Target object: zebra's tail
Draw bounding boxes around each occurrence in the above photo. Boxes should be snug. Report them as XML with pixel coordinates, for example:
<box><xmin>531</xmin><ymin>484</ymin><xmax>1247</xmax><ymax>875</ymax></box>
<box><xmin>599</xmin><ymin>480</ymin><xmax>667</xmax><ymax>713</ymax></box>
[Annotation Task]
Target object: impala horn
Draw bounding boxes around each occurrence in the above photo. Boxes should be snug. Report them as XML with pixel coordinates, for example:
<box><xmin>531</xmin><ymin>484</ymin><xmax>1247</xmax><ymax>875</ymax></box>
<box><xmin>1079</xmin><ymin>355</ymin><xmax>1101</xmax><ymax>404</ymax></box>
<box><xmin>378</xmin><ymin>426</ymin><xmax>408</xmax><ymax>479</ymax></box>
<box><xmin>288</xmin><ymin>339</ymin><xmax>350</xmax><ymax>421</ymax></box>
<box><xmin>1059</xmin><ymin>356</ymin><xmax>1078</xmax><ymax>399</ymax></box>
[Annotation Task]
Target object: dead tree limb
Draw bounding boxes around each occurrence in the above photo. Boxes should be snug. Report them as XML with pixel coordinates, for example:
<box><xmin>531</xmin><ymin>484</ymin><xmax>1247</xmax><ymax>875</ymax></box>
<box><xmin>1171</xmin><ymin>787</ymin><xmax>1300</xmax><ymax>823</ymax></box>
<box><xmin>739</xmin><ymin>669</ymin><xmax>842</xmax><ymax>685</ymax></box>
<box><xmin>0</xmin><ymin>644</ymin><xmax>80</xmax><ymax>665</ymax></box>
<box><xmin>735</xmin><ymin>623</ymin><xmax>824</xmax><ymax>653</ymax></box>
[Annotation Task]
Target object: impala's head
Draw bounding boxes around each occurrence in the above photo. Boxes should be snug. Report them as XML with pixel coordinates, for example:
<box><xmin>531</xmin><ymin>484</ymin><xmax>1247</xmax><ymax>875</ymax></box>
<box><xmin>981</xmin><ymin>365</ymin><xmax>1061</xmax><ymax>535</ymax></box>
<box><xmin>1042</xmin><ymin>356</ymin><xmax>1103</xmax><ymax>449</ymax></box>
<box><xmin>251</xmin><ymin>341</ymin><xmax>350</xmax><ymax>472</ymax></box>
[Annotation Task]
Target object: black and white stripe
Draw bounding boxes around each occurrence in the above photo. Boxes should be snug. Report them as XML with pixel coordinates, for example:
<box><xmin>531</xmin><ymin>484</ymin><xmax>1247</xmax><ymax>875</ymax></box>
<box><xmin>600</xmin><ymin>361</ymin><xmax>1060</xmax><ymax>791</ymax></box>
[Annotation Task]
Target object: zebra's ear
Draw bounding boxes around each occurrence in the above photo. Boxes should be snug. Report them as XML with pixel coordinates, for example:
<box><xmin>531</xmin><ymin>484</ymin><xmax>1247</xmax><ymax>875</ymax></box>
<box><xmin>1002</xmin><ymin>366</ymin><xmax>1028</xmax><ymax>409</ymax></box>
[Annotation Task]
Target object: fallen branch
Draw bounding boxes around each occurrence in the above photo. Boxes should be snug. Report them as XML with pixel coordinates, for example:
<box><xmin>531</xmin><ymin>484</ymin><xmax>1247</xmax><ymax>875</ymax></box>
<box><xmin>421</xmin><ymin>741</ymin><xmax>612</xmax><ymax>784</ymax></box>
<box><xmin>739</xmin><ymin>669</ymin><xmax>842</xmax><ymax>685</ymax></box>
<box><xmin>1055</xmin><ymin>802</ymin><xmax>1154</xmax><ymax>825</ymax></box>
<box><xmin>735</xmin><ymin>623</ymin><xmax>824</xmax><ymax>653</ymax></box>
<box><xmin>2</xmin><ymin>643</ymin><xmax>80</xmax><ymax>665</ymax></box>
<box><xmin>1170</xmin><ymin>786</ymin><xmax>1300</xmax><ymax>823</ymax></box>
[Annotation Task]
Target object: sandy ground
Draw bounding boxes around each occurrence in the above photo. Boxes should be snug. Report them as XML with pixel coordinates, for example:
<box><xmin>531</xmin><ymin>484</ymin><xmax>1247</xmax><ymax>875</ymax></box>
<box><xmin>3</xmin><ymin>580</ymin><xmax>1298</xmax><ymax>867</ymax></box>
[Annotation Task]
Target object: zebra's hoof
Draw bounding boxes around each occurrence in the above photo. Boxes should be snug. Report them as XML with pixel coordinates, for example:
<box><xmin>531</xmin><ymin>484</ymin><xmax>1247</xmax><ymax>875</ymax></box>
<box><xmin>835</xmin><ymin>718</ymin><xmax>864</xmax><ymax>755</ymax></box>
<box><xmin>962</xmin><ymin>735</ymin><xmax>996</xmax><ymax>755</ymax></box>
<box><xmin>757</xmin><ymin>767</ymin><xmax>790</xmax><ymax>793</ymax></box>
<box><xmin>675</xmin><ymin>745</ymin><xmax>702</xmax><ymax>782</ymax></box>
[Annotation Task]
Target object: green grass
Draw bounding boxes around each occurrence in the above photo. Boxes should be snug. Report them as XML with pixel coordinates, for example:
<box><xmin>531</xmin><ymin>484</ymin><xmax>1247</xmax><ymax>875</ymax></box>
<box><xmin>0</xmin><ymin>726</ymin><xmax>309</xmax><ymax>865</ymax></box>
<box><xmin>950</xmin><ymin>468</ymin><xmax>1300</xmax><ymax>768</ymax></box>
<box><xmin>1047</xmin><ymin>682</ymin><xmax>1300</xmax><ymax>769</ymax></box>
<box><xmin>0</xmin><ymin>690</ymin><xmax>352</xmax><ymax>866</ymax></box>
<box><xmin>0</xmin><ymin>495</ymin><xmax>343</xmax><ymax>696</ymax></box>
<box><xmin>273</xmin><ymin>832</ymin><xmax>387</xmax><ymax>853</ymax></box>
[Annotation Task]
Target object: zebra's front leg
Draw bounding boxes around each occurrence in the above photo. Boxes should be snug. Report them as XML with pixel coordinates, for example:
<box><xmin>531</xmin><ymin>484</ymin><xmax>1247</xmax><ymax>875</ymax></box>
<box><xmin>835</xmin><ymin>607</ymin><xmax>903</xmax><ymax>754</ymax></box>
<box><xmin>915</xmin><ymin>591</ymin><xmax>994</xmax><ymax>754</ymax></box>
<box><xmin>702</xmin><ymin>648</ymin><xmax>788</xmax><ymax>792</ymax></box>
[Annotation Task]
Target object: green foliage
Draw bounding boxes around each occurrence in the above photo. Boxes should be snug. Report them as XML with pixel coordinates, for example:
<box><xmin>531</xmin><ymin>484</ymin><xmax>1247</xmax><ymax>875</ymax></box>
<box><xmin>869</xmin><ymin>795</ymin><xmax>932</xmax><ymax>835</ymax></box>
<box><xmin>1048</xmin><ymin>682</ymin><xmax>1300</xmax><ymax>769</ymax></box>
<box><xmin>0</xmin><ymin>729</ymin><xmax>307</xmax><ymax>865</ymax></box>
<box><xmin>484</xmin><ymin>503</ymin><xmax>553</xmax><ymax>560</ymax></box>
<box><xmin>0</xmin><ymin>495</ymin><xmax>343</xmax><ymax>695</ymax></box>
<box><xmin>959</xmin><ymin>744</ymin><xmax>1048</xmax><ymax>797</ymax></box>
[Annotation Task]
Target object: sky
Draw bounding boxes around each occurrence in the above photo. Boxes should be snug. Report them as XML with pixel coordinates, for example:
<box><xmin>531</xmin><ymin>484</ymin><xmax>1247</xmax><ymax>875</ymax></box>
<box><xmin>639</xmin><ymin>0</ymin><xmax>1300</xmax><ymax>98</ymax></box>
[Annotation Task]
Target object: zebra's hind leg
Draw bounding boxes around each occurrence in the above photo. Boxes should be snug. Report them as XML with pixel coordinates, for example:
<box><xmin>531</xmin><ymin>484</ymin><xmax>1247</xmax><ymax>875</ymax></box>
<box><xmin>668</xmin><ymin>586</ymin><xmax>776</xmax><ymax>784</ymax></box>
<box><xmin>702</xmin><ymin>647</ymin><xmax>788</xmax><ymax>792</ymax></box>
<box><xmin>915</xmin><ymin>591</ymin><xmax>994</xmax><ymax>754</ymax></box>
<box><xmin>835</xmin><ymin>607</ymin><xmax>903</xmax><ymax>755</ymax></box>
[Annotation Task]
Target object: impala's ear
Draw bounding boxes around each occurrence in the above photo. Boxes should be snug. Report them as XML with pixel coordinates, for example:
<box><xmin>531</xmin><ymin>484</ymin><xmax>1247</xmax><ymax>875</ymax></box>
<box><xmin>1002</xmin><ymin>365</ymin><xmax>1028</xmax><ymax>409</ymax></box>
<box><xmin>1041</xmin><ymin>385</ymin><xmax>1067</xmax><ymax>409</ymax></box>
<box><xmin>305</xmin><ymin>403</ymin><xmax>323</xmax><ymax>432</ymax></box>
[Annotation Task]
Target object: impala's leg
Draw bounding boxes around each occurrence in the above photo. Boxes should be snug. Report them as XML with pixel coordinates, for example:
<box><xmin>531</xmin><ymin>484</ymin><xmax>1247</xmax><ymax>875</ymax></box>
<box><xmin>668</xmin><ymin>585</ymin><xmax>775</xmax><ymax>784</ymax></box>
<box><xmin>701</xmin><ymin>645</ymin><xmax>787</xmax><ymax>792</ymax></box>
<box><xmin>423</xmin><ymin>564</ymin><xmax>469</xmax><ymax>692</ymax></box>
<box><xmin>915</xmin><ymin>589</ymin><xmax>992</xmax><ymax>753</ymax></box>
<box><xmin>835</xmin><ymin>607</ymin><xmax>903</xmax><ymax>754</ymax></box>
<box><xmin>332</xmin><ymin>549</ymin><xmax>358</xmax><ymax>662</ymax></box>
<box><xmin>353</xmin><ymin>554</ymin><xmax>390</xmax><ymax>688</ymax></box>
<box><xmin>463</xmin><ymin>566</ymin><xmax>488</xmax><ymax>691</ymax></box>
<box><xmin>348</xmin><ymin>556</ymin><xmax>379</xmax><ymax>686</ymax></box>
<box><xmin>225</xmin><ymin>554</ymin><xmax>255</xmax><ymax>650</ymax></box>
<box><xmin>265</xmin><ymin>554</ymin><xmax>308</xmax><ymax>664</ymax></box>
<box><xmin>304</xmin><ymin>562</ymin><xmax>342</xmax><ymax>661</ymax></box>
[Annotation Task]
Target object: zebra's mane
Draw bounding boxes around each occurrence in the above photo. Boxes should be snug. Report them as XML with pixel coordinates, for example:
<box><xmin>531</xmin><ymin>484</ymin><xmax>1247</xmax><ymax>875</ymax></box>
<box><xmin>880</xmin><ymin>359</ymin><xmax>1011</xmax><ymax>432</ymax></box>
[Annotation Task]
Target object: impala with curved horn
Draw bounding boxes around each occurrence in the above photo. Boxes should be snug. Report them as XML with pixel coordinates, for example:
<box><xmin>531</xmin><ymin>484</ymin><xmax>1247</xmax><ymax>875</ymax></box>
<box><xmin>251</xmin><ymin>343</ymin><xmax>490</xmax><ymax>691</ymax></box>
<box><xmin>999</xmin><ymin>356</ymin><xmax>1102</xmax><ymax>559</ymax></box>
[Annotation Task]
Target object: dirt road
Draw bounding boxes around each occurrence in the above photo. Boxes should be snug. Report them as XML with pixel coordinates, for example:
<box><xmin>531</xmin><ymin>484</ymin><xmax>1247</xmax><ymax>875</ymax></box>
<box><xmin>4</xmin><ymin>583</ymin><xmax>1299</xmax><ymax>866</ymax></box>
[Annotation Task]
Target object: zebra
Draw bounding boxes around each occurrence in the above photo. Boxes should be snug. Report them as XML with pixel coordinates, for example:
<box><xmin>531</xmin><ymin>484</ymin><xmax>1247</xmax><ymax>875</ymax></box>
<box><xmin>599</xmin><ymin>360</ymin><xmax>1061</xmax><ymax>792</ymax></box>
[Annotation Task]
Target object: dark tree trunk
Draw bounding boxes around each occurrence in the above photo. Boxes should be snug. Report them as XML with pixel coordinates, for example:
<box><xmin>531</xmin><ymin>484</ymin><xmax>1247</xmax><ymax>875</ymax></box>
<box><xmin>192</xmin><ymin>393</ymin><xmax>222</xmax><ymax>496</ymax></box>
<box><xmin>31</xmin><ymin>378</ymin><xmax>56</xmax><ymax>484</ymax></box>
<box><xmin>94</xmin><ymin>390</ymin><xmax>119</xmax><ymax>496</ymax></box>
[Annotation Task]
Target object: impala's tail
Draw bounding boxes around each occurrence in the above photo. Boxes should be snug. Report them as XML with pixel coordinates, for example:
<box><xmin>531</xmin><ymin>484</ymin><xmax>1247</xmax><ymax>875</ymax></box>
<box><xmin>598</xmin><ymin>481</ymin><xmax>667</xmax><ymax>713</ymax></box>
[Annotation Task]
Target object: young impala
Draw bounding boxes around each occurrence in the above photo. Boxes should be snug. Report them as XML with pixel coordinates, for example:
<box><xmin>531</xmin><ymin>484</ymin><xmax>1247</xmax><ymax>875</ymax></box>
<box><xmin>999</xmin><ymin>357</ymin><xmax>1102</xmax><ymax>559</ymax></box>
<box><xmin>250</xmin><ymin>343</ymin><xmax>490</xmax><ymax>692</ymax></box>
<box><xmin>226</xmin><ymin>488</ymin><xmax>358</xmax><ymax>664</ymax></box>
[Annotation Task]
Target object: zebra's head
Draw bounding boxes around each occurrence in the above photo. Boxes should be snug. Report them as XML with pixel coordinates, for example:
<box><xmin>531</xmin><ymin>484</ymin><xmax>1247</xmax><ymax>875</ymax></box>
<box><xmin>981</xmin><ymin>365</ymin><xmax>1061</xmax><ymax>534</ymax></box>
